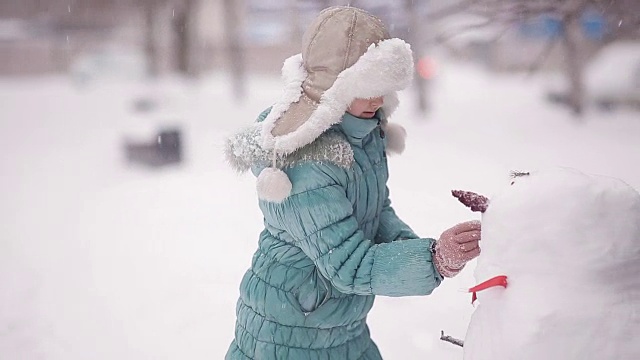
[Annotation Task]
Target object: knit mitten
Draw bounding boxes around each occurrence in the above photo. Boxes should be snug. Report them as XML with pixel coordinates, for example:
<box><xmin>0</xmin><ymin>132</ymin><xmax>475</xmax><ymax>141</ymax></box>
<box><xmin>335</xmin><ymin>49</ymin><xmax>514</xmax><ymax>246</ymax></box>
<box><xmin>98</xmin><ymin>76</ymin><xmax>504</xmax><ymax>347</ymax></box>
<box><xmin>433</xmin><ymin>221</ymin><xmax>481</xmax><ymax>278</ymax></box>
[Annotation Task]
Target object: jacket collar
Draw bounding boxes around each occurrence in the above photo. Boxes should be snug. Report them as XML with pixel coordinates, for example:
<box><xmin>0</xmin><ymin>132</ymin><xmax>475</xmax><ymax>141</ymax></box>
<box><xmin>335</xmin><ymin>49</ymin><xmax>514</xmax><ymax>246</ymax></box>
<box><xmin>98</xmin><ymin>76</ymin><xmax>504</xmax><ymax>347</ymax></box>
<box><xmin>337</xmin><ymin>112</ymin><xmax>380</xmax><ymax>146</ymax></box>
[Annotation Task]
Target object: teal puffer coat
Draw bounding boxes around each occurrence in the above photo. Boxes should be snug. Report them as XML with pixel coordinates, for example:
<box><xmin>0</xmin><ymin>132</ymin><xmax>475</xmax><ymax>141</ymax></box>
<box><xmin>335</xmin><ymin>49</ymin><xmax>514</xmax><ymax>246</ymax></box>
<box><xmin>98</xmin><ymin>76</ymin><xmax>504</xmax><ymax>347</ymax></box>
<box><xmin>226</xmin><ymin>109</ymin><xmax>443</xmax><ymax>359</ymax></box>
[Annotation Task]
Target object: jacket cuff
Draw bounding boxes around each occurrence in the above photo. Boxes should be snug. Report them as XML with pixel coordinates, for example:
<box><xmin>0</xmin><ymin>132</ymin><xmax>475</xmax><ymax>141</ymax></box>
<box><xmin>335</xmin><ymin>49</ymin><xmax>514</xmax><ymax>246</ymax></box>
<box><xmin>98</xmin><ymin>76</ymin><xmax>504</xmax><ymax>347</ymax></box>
<box><xmin>371</xmin><ymin>238</ymin><xmax>442</xmax><ymax>296</ymax></box>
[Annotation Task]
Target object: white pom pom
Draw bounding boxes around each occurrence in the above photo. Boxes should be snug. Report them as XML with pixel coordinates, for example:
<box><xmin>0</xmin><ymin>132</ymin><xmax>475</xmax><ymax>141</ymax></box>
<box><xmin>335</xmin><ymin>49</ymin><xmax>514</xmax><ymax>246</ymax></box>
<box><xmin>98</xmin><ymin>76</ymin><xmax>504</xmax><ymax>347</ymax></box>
<box><xmin>256</xmin><ymin>167</ymin><xmax>292</xmax><ymax>203</ymax></box>
<box><xmin>383</xmin><ymin>123</ymin><xmax>407</xmax><ymax>154</ymax></box>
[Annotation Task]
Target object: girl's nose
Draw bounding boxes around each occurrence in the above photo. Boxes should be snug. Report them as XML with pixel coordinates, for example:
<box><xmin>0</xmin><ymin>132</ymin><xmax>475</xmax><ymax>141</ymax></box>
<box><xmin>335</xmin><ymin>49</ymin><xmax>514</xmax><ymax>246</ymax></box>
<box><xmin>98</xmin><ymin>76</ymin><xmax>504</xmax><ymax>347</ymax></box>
<box><xmin>370</xmin><ymin>97</ymin><xmax>384</xmax><ymax>107</ymax></box>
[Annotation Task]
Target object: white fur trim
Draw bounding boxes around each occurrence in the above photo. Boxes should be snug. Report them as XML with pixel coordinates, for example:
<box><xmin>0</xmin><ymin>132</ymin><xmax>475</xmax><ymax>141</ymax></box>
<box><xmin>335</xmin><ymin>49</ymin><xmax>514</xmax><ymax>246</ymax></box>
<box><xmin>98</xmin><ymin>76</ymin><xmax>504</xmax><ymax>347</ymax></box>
<box><xmin>383</xmin><ymin>122</ymin><xmax>407</xmax><ymax>155</ymax></box>
<box><xmin>261</xmin><ymin>38</ymin><xmax>413</xmax><ymax>154</ymax></box>
<box><xmin>256</xmin><ymin>167</ymin><xmax>292</xmax><ymax>203</ymax></box>
<box><xmin>261</xmin><ymin>54</ymin><xmax>307</xmax><ymax>150</ymax></box>
<box><xmin>330</xmin><ymin>39</ymin><xmax>414</xmax><ymax>100</ymax></box>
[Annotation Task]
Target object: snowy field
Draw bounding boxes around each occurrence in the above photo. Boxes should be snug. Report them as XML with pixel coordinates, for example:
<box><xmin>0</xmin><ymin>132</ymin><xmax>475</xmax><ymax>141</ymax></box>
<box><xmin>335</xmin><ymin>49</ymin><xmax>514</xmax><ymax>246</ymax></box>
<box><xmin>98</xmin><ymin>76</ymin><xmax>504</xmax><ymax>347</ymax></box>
<box><xmin>2</xmin><ymin>61</ymin><xmax>639</xmax><ymax>359</ymax></box>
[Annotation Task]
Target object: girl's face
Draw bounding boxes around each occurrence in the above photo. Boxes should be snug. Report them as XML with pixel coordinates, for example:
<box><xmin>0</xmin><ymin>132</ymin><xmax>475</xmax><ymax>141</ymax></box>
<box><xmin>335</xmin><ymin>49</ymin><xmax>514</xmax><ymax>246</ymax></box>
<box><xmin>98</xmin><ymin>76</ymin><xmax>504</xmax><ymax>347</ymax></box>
<box><xmin>347</xmin><ymin>97</ymin><xmax>384</xmax><ymax>119</ymax></box>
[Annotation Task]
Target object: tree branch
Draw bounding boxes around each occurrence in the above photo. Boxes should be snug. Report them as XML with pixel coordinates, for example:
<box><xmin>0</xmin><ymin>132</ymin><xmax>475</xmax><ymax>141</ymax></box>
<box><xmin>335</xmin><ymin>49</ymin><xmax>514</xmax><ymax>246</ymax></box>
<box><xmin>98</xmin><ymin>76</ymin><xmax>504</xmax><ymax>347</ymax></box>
<box><xmin>426</xmin><ymin>0</ymin><xmax>476</xmax><ymax>21</ymax></box>
<box><xmin>433</xmin><ymin>19</ymin><xmax>496</xmax><ymax>44</ymax></box>
<box><xmin>440</xmin><ymin>330</ymin><xmax>465</xmax><ymax>347</ymax></box>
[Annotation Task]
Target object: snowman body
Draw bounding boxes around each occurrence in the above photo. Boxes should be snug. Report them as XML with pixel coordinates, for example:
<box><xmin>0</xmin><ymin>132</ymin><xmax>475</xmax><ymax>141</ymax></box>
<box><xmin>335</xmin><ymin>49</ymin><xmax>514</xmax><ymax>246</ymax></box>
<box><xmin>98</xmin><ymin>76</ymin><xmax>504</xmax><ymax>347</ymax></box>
<box><xmin>463</xmin><ymin>168</ymin><xmax>640</xmax><ymax>360</ymax></box>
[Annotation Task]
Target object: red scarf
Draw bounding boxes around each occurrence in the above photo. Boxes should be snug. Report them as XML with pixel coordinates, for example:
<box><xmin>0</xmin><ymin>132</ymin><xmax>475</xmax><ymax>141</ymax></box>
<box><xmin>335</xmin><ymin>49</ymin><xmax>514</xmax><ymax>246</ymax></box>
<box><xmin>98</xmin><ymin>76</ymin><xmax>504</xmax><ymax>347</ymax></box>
<box><xmin>469</xmin><ymin>275</ymin><xmax>508</xmax><ymax>304</ymax></box>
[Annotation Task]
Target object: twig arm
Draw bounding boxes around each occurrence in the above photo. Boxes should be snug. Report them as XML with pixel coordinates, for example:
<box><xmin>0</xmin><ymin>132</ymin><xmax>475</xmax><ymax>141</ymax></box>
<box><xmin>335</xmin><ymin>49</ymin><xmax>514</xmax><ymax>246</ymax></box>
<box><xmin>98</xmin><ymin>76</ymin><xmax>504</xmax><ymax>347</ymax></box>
<box><xmin>440</xmin><ymin>330</ymin><xmax>465</xmax><ymax>347</ymax></box>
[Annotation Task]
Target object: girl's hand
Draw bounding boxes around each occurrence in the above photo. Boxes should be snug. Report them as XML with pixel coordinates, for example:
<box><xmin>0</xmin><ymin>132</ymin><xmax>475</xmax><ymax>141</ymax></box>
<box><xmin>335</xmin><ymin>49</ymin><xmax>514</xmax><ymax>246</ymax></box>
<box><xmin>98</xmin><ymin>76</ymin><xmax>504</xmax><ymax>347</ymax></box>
<box><xmin>433</xmin><ymin>221</ymin><xmax>481</xmax><ymax>277</ymax></box>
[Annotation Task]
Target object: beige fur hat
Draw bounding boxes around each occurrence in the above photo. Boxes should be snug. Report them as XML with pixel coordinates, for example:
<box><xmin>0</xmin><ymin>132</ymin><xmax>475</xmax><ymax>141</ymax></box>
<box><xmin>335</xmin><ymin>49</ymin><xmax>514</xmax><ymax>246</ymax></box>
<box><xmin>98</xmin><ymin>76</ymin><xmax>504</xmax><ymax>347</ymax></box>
<box><xmin>256</xmin><ymin>6</ymin><xmax>414</xmax><ymax>202</ymax></box>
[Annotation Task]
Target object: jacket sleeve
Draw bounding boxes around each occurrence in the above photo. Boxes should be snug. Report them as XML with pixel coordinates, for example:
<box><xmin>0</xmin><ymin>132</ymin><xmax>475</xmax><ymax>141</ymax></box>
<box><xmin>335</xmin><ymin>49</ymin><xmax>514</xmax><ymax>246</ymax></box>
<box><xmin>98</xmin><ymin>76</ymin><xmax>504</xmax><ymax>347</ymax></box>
<box><xmin>259</xmin><ymin>163</ymin><xmax>442</xmax><ymax>297</ymax></box>
<box><xmin>375</xmin><ymin>186</ymin><xmax>420</xmax><ymax>243</ymax></box>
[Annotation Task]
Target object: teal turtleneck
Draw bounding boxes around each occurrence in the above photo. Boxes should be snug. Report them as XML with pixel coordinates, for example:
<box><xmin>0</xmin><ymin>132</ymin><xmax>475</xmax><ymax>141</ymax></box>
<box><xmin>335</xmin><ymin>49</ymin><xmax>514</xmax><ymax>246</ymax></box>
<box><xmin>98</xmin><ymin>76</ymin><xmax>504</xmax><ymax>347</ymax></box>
<box><xmin>336</xmin><ymin>111</ymin><xmax>381</xmax><ymax>147</ymax></box>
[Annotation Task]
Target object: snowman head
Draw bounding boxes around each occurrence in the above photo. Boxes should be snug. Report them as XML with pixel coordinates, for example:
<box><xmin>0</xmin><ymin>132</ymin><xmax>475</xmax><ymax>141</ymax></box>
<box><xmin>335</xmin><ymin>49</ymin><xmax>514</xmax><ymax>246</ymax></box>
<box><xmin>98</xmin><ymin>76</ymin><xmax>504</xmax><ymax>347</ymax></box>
<box><xmin>456</xmin><ymin>168</ymin><xmax>640</xmax><ymax>284</ymax></box>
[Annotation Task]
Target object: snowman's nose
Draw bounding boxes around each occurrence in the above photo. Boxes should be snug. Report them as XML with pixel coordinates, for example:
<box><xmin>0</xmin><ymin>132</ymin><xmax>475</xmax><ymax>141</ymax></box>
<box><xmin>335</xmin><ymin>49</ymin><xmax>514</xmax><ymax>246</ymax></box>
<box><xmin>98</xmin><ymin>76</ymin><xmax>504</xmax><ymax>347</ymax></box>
<box><xmin>452</xmin><ymin>190</ymin><xmax>490</xmax><ymax>213</ymax></box>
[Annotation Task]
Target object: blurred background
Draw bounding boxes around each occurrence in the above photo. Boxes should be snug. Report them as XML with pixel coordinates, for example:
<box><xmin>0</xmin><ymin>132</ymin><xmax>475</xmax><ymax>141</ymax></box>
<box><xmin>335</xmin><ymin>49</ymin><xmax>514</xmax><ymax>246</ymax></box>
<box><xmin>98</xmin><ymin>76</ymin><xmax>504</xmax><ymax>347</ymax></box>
<box><xmin>1</xmin><ymin>1</ymin><xmax>639</xmax><ymax>359</ymax></box>
<box><xmin>3</xmin><ymin>0</ymin><xmax>640</xmax><ymax>113</ymax></box>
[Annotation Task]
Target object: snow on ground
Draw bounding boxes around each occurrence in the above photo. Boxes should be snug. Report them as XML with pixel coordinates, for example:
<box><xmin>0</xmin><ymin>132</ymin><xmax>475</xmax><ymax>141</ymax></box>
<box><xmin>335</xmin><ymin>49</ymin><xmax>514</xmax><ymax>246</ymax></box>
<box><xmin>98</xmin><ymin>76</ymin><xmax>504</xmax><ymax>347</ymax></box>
<box><xmin>1</xmin><ymin>61</ymin><xmax>639</xmax><ymax>359</ymax></box>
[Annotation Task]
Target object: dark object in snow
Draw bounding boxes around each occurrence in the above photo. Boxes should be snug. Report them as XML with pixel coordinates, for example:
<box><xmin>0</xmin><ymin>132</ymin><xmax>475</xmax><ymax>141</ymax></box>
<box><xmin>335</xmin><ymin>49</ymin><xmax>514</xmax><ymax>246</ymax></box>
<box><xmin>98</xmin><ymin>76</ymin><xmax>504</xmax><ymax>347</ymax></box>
<box><xmin>132</xmin><ymin>97</ymin><xmax>158</xmax><ymax>113</ymax></box>
<box><xmin>440</xmin><ymin>330</ymin><xmax>464</xmax><ymax>347</ymax></box>
<box><xmin>124</xmin><ymin>129</ymin><xmax>182</xmax><ymax>167</ymax></box>
<box><xmin>452</xmin><ymin>190</ymin><xmax>489</xmax><ymax>213</ymax></box>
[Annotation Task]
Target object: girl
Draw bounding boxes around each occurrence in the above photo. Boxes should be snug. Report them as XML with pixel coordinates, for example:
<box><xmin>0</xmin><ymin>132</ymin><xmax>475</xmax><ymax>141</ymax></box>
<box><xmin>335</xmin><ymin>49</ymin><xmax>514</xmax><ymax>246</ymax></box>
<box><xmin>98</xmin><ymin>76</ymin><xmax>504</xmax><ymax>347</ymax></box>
<box><xmin>225</xmin><ymin>6</ymin><xmax>481</xmax><ymax>359</ymax></box>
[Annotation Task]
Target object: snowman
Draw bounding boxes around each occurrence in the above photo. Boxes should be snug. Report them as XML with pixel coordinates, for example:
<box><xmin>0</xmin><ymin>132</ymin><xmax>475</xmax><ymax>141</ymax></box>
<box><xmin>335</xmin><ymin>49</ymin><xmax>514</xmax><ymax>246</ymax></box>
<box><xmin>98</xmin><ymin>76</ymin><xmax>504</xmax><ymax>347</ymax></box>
<box><xmin>453</xmin><ymin>167</ymin><xmax>640</xmax><ymax>360</ymax></box>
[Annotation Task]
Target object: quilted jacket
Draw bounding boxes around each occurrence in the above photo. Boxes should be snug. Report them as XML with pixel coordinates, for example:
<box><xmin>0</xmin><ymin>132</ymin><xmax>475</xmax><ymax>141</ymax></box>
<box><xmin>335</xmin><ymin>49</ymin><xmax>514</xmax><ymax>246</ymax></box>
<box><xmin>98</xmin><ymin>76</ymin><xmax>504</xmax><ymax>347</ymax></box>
<box><xmin>225</xmin><ymin>108</ymin><xmax>443</xmax><ymax>359</ymax></box>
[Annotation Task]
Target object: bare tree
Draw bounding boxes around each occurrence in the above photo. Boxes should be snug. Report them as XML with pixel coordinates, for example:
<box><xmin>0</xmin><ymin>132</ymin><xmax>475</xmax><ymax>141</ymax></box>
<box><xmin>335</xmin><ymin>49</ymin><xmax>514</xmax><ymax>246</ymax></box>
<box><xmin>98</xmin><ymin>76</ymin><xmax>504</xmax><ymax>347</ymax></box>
<box><xmin>404</xmin><ymin>0</ymin><xmax>430</xmax><ymax>114</ymax></box>
<box><xmin>428</xmin><ymin>0</ymin><xmax>640</xmax><ymax>115</ymax></box>
<box><xmin>223</xmin><ymin>0</ymin><xmax>246</xmax><ymax>100</ymax></box>
<box><xmin>143</xmin><ymin>0</ymin><xmax>163</xmax><ymax>78</ymax></box>
<box><xmin>137</xmin><ymin>0</ymin><xmax>201</xmax><ymax>77</ymax></box>
<box><xmin>289</xmin><ymin>0</ymin><xmax>302</xmax><ymax>43</ymax></box>
<box><xmin>173</xmin><ymin>0</ymin><xmax>198</xmax><ymax>76</ymax></box>
<box><xmin>562</xmin><ymin>5</ymin><xmax>587</xmax><ymax>115</ymax></box>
